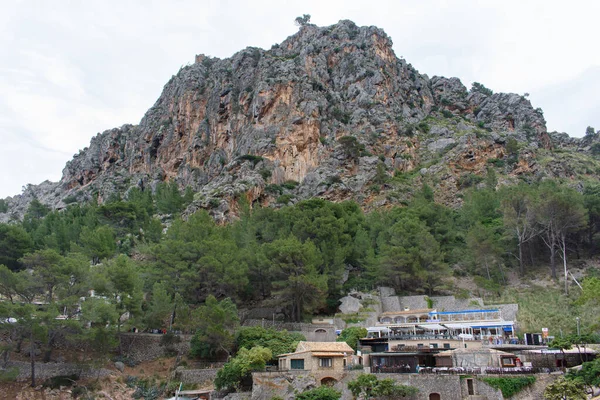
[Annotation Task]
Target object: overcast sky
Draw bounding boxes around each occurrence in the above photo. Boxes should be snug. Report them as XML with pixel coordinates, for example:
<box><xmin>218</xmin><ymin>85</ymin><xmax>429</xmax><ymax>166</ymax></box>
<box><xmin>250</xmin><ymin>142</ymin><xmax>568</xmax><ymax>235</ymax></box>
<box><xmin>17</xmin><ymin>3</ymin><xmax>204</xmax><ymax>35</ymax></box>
<box><xmin>1</xmin><ymin>0</ymin><xmax>599</xmax><ymax>199</ymax></box>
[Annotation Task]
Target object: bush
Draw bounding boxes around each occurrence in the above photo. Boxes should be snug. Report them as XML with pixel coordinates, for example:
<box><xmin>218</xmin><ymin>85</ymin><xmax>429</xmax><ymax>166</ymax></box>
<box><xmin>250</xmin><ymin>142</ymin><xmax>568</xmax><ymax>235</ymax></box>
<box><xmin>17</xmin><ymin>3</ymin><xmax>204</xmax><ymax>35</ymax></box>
<box><xmin>332</xmin><ymin>107</ymin><xmax>351</xmax><ymax>124</ymax></box>
<box><xmin>282</xmin><ymin>180</ymin><xmax>299</xmax><ymax>190</ymax></box>
<box><xmin>338</xmin><ymin>136</ymin><xmax>364</xmax><ymax>159</ymax></box>
<box><xmin>236</xmin><ymin>327</ymin><xmax>305</xmax><ymax>362</ymax></box>
<box><xmin>265</xmin><ymin>184</ymin><xmax>283</xmax><ymax>194</ymax></box>
<box><xmin>486</xmin><ymin>158</ymin><xmax>505</xmax><ymax>168</ymax></box>
<box><xmin>43</xmin><ymin>374</ymin><xmax>79</xmax><ymax>389</ymax></box>
<box><xmin>0</xmin><ymin>367</ymin><xmax>19</xmax><ymax>382</ymax></box>
<box><xmin>481</xmin><ymin>376</ymin><xmax>536</xmax><ymax>398</ymax></box>
<box><xmin>259</xmin><ymin>168</ymin><xmax>272</xmax><ymax>180</ymax></box>
<box><xmin>238</xmin><ymin>154</ymin><xmax>264</xmax><ymax>166</ymax></box>
<box><xmin>442</xmin><ymin>109</ymin><xmax>454</xmax><ymax>118</ymax></box>
<box><xmin>63</xmin><ymin>195</ymin><xmax>78</xmax><ymax>204</ymax></box>
<box><xmin>337</xmin><ymin>327</ymin><xmax>367</xmax><ymax>351</ymax></box>
<box><xmin>276</xmin><ymin>194</ymin><xmax>293</xmax><ymax>204</ymax></box>
<box><xmin>114</xmin><ymin>355</ymin><xmax>138</xmax><ymax>367</ymax></box>
<box><xmin>471</xmin><ymin>82</ymin><xmax>493</xmax><ymax>96</ymax></box>
<box><xmin>295</xmin><ymin>385</ymin><xmax>341</xmax><ymax>400</ymax></box>
<box><xmin>215</xmin><ymin>346</ymin><xmax>272</xmax><ymax>391</ymax></box>
<box><xmin>348</xmin><ymin>374</ymin><xmax>417</xmax><ymax>398</ymax></box>
<box><xmin>458</xmin><ymin>173</ymin><xmax>484</xmax><ymax>189</ymax></box>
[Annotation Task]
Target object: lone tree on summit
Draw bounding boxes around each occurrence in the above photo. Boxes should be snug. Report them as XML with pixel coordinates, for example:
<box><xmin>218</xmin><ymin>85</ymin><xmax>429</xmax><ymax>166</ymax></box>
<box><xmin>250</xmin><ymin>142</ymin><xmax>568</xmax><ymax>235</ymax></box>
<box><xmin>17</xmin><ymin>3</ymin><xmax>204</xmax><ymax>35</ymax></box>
<box><xmin>295</xmin><ymin>14</ymin><xmax>311</xmax><ymax>26</ymax></box>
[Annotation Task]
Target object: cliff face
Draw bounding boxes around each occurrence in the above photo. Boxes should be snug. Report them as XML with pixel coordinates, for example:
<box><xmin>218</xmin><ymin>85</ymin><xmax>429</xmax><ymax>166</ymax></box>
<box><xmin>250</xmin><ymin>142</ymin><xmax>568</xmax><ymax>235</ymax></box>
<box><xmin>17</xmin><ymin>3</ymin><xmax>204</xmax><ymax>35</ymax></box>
<box><xmin>2</xmin><ymin>20</ymin><xmax>596</xmax><ymax>222</ymax></box>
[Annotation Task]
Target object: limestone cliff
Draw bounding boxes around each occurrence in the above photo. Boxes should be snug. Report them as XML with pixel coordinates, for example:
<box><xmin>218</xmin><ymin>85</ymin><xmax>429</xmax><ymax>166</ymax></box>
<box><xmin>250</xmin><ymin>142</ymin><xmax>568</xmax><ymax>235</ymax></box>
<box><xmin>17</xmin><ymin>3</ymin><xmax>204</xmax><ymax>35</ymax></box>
<box><xmin>2</xmin><ymin>20</ymin><xmax>598</xmax><ymax>222</ymax></box>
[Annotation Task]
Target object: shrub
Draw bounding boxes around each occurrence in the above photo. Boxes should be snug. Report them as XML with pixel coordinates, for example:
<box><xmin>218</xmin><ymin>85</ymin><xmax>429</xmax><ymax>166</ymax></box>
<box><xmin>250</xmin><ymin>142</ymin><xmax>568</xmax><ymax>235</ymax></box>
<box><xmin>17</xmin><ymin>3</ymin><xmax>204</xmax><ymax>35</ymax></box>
<box><xmin>337</xmin><ymin>327</ymin><xmax>367</xmax><ymax>351</ymax></box>
<box><xmin>276</xmin><ymin>194</ymin><xmax>293</xmax><ymax>204</ymax></box>
<box><xmin>332</xmin><ymin>107</ymin><xmax>351</xmax><ymax>124</ymax></box>
<box><xmin>265</xmin><ymin>184</ymin><xmax>283</xmax><ymax>194</ymax></box>
<box><xmin>481</xmin><ymin>376</ymin><xmax>536</xmax><ymax>398</ymax></box>
<box><xmin>471</xmin><ymin>82</ymin><xmax>493</xmax><ymax>96</ymax></box>
<box><xmin>259</xmin><ymin>169</ymin><xmax>272</xmax><ymax>180</ymax></box>
<box><xmin>402</xmin><ymin>124</ymin><xmax>416</xmax><ymax>137</ymax></box>
<box><xmin>238</xmin><ymin>154</ymin><xmax>264</xmax><ymax>166</ymax></box>
<box><xmin>295</xmin><ymin>385</ymin><xmax>341</xmax><ymax>400</ymax></box>
<box><xmin>418</xmin><ymin>121</ymin><xmax>430</xmax><ymax>133</ymax></box>
<box><xmin>442</xmin><ymin>109</ymin><xmax>454</xmax><ymax>118</ymax></box>
<box><xmin>0</xmin><ymin>367</ymin><xmax>19</xmax><ymax>382</ymax></box>
<box><xmin>63</xmin><ymin>195</ymin><xmax>78</xmax><ymax>204</ymax></box>
<box><xmin>338</xmin><ymin>136</ymin><xmax>365</xmax><ymax>159</ymax></box>
<box><xmin>43</xmin><ymin>374</ymin><xmax>79</xmax><ymax>389</ymax></box>
<box><xmin>215</xmin><ymin>346</ymin><xmax>272</xmax><ymax>391</ymax></box>
<box><xmin>486</xmin><ymin>158</ymin><xmax>505</xmax><ymax>168</ymax></box>
<box><xmin>585</xmin><ymin>126</ymin><xmax>596</xmax><ymax>136</ymax></box>
<box><xmin>458</xmin><ymin>173</ymin><xmax>484</xmax><ymax>189</ymax></box>
<box><xmin>348</xmin><ymin>374</ymin><xmax>417</xmax><ymax>398</ymax></box>
<box><xmin>282</xmin><ymin>180</ymin><xmax>299</xmax><ymax>190</ymax></box>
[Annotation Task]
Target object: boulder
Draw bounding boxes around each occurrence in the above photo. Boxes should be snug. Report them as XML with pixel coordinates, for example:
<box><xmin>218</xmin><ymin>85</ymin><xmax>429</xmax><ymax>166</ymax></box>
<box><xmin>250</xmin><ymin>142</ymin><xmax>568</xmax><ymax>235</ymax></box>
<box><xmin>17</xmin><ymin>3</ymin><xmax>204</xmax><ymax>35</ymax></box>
<box><xmin>114</xmin><ymin>361</ymin><xmax>125</xmax><ymax>373</ymax></box>
<box><xmin>338</xmin><ymin>296</ymin><xmax>362</xmax><ymax>314</ymax></box>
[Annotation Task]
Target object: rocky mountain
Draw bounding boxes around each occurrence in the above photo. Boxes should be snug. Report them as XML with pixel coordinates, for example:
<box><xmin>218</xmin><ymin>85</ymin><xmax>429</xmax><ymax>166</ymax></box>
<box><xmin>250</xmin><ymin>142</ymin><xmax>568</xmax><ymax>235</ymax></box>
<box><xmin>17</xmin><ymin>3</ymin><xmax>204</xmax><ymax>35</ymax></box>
<box><xmin>2</xmin><ymin>20</ymin><xmax>600</xmax><ymax>222</ymax></box>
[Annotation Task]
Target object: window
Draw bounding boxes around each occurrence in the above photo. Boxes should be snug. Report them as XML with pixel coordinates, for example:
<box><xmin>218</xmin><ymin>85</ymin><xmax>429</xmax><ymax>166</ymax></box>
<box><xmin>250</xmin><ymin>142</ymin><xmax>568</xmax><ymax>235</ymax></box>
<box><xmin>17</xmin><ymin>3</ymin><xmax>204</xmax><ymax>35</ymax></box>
<box><xmin>417</xmin><ymin>344</ymin><xmax>424</xmax><ymax>349</ymax></box>
<box><xmin>501</xmin><ymin>358</ymin><xmax>515</xmax><ymax>367</ymax></box>
<box><xmin>319</xmin><ymin>358</ymin><xmax>332</xmax><ymax>368</ymax></box>
<box><xmin>290</xmin><ymin>359</ymin><xmax>305</xmax><ymax>370</ymax></box>
<box><xmin>443</xmin><ymin>343</ymin><xmax>451</xmax><ymax>349</ymax></box>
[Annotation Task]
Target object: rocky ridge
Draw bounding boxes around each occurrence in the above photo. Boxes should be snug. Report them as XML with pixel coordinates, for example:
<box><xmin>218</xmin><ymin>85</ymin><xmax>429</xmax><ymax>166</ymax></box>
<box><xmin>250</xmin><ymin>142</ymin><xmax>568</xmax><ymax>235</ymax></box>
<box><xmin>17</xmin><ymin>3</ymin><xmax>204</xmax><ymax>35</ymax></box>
<box><xmin>2</xmin><ymin>20</ymin><xmax>599</xmax><ymax>222</ymax></box>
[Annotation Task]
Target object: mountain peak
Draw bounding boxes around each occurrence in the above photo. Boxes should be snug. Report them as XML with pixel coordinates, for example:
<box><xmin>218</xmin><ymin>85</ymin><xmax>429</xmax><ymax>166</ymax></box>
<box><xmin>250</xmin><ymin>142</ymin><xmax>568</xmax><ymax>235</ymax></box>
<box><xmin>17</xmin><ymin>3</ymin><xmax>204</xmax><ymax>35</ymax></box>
<box><xmin>2</xmin><ymin>19</ymin><xmax>591</xmax><ymax>223</ymax></box>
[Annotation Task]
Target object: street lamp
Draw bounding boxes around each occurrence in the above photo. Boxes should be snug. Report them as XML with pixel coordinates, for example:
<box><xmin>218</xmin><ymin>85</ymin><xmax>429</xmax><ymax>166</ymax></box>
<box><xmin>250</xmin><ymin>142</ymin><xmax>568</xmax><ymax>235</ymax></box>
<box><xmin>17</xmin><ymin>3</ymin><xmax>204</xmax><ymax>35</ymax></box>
<box><xmin>576</xmin><ymin>317</ymin><xmax>580</xmax><ymax>336</ymax></box>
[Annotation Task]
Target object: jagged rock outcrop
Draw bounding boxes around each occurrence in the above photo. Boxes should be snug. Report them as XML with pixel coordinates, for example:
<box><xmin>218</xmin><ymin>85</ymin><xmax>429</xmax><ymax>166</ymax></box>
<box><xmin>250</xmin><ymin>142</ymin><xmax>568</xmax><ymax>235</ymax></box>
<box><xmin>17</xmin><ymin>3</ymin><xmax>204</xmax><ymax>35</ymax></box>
<box><xmin>2</xmin><ymin>19</ymin><xmax>594</xmax><ymax>222</ymax></box>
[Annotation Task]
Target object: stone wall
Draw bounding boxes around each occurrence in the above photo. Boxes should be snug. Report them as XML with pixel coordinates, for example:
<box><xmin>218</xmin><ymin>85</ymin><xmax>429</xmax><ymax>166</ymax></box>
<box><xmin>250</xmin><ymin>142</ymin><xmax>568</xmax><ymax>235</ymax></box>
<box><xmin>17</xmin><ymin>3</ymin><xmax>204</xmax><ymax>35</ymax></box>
<box><xmin>377</xmin><ymin>373</ymin><xmax>464</xmax><ymax>400</ymax></box>
<box><xmin>463</xmin><ymin>376</ymin><xmax>503</xmax><ymax>400</ymax></box>
<box><xmin>6</xmin><ymin>361</ymin><xmax>112</xmax><ymax>382</ymax></box>
<box><xmin>252</xmin><ymin>369</ymin><xmax>555</xmax><ymax>400</ymax></box>
<box><xmin>172</xmin><ymin>366</ymin><xmax>218</xmax><ymax>385</ymax></box>
<box><xmin>242</xmin><ymin>320</ymin><xmax>337</xmax><ymax>342</ymax></box>
<box><xmin>119</xmin><ymin>333</ymin><xmax>192</xmax><ymax>363</ymax></box>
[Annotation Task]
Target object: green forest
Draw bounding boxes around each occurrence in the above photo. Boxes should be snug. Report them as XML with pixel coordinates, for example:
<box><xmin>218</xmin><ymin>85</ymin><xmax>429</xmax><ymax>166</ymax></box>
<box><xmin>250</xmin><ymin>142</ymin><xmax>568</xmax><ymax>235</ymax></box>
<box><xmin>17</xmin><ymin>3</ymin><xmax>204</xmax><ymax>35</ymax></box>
<box><xmin>1</xmin><ymin>177</ymin><xmax>600</xmax><ymax>351</ymax></box>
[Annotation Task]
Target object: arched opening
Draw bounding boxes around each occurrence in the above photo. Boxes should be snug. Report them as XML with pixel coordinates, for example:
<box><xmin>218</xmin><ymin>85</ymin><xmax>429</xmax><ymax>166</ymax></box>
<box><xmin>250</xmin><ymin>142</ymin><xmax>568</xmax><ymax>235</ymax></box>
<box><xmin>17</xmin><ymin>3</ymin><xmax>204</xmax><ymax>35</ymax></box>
<box><xmin>321</xmin><ymin>377</ymin><xmax>337</xmax><ymax>386</ymax></box>
<box><xmin>315</xmin><ymin>328</ymin><xmax>327</xmax><ymax>333</ymax></box>
<box><xmin>429</xmin><ymin>393</ymin><xmax>441</xmax><ymax>400</ymax></box>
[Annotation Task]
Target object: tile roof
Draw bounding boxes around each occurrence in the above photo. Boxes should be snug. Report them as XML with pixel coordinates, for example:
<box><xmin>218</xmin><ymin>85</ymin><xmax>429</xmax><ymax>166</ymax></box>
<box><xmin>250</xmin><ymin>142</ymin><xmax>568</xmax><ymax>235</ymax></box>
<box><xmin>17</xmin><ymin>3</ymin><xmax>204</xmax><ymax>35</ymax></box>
<box><xmin>296</xmin><ymin>341</ymin><xmax>355</xmax><ymax>354</ymax></box>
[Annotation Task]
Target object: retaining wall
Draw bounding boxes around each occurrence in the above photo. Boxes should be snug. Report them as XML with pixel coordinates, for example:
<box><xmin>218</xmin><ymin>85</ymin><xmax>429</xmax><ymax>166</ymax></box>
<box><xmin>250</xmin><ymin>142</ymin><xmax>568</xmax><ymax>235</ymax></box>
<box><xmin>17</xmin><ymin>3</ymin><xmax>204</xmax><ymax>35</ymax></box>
<box><xmin>120</xmin><ymin>333</ymin><xmax>192</xmax><ymax>363</ymax></box>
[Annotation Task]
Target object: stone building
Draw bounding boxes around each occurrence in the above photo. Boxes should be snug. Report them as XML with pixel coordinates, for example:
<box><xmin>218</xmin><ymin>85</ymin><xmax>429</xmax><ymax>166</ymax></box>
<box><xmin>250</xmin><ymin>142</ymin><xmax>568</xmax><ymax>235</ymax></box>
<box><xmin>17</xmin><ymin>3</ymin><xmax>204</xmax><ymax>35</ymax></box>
<box><xmin>277</xmin><ymin>341</ymin><xmax>355</xmax><ymax>385</ymax></box>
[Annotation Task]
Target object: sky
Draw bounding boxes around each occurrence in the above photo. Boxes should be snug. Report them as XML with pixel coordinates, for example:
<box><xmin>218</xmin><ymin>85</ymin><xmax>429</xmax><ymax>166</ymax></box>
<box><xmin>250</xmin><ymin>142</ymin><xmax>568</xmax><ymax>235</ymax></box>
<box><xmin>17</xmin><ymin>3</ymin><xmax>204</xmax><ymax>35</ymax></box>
<box><xmin>1</xmin><ymin>0</ymin><xmax>599</xmax><ymax>199</ymax></box>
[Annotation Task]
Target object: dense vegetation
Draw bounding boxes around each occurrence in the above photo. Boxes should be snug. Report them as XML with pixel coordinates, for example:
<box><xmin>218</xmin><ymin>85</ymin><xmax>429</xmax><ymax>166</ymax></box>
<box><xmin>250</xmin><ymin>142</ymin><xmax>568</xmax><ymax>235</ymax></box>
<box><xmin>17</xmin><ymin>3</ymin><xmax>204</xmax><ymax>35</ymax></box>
<box><xmin>1</xmin><ymin>177</ymin><xmax>600</xmax><ymax>386</ymax></box>
<box><xmin>347</xmin><ymin>373</ymin><xmax>418</xmax><ymax>398</ymax></box>
<box><xmin>481</xmin><ymin>376</ymin><xmax>536</xmax><ymax>398</ymax></box>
